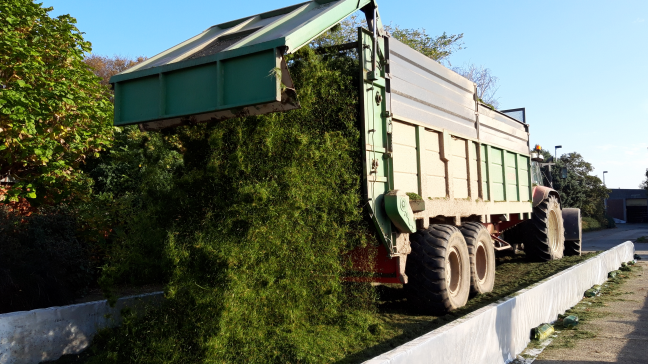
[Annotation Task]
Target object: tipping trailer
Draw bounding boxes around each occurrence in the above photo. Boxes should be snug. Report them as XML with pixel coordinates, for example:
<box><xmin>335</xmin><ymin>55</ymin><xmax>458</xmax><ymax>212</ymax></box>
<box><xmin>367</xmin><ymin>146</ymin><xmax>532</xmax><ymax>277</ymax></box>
<box><xmin>109</xmin><ymin>0</ymin><xmax>582</xmax><ymax>312</ymax></box>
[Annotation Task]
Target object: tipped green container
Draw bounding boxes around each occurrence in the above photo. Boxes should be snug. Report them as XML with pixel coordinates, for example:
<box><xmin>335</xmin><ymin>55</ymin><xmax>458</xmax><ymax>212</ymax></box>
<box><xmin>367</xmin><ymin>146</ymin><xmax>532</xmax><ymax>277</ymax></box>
<box><xmin>532</xmin><ymin>323</ymin><xmax>554</xmax><ymax>341</ymax></box>
<box><xmin>563</xmin><ymin>315</ymin><xmax>579</xmax><ymax>329</ymax></box>
<box><xmin>584</xmin><ymin>285</ymin><xmax>601</xmax><ymax>298</ymax></box>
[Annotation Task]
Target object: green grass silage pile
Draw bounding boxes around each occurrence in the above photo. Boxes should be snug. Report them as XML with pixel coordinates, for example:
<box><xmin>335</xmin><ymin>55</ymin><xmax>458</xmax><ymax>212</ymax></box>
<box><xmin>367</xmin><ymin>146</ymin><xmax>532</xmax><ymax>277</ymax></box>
<box><xmin>80</xmin><ymin>49</ymin><xmax>384</xmax><ymax>363</ymax></box>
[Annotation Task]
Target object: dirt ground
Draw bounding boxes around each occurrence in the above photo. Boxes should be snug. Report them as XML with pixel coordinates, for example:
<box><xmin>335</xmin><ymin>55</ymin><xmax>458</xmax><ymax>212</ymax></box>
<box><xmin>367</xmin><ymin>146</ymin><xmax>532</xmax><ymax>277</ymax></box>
<box><xmin>532</xmin><ymin>260</ymin><xmax>647</xmax><ymax>364</ymax></box>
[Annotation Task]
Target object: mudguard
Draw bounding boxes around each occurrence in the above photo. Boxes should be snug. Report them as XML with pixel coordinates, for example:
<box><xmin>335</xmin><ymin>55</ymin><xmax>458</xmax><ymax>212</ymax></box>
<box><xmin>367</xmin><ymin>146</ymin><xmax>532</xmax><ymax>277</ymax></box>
<box><xmin>384</xmin><ymin>190</ymin><xmax>416</xmax><ymax>234</ymax></box>
<box><xmin>563</xmin><ymin>208</ymin><xmax>582</xmax><ymax>241</ymax></box>
<box><xmin>532</xmin><ymin>185</ymin><xmax>562</xmax><ymax>208</ymax></box>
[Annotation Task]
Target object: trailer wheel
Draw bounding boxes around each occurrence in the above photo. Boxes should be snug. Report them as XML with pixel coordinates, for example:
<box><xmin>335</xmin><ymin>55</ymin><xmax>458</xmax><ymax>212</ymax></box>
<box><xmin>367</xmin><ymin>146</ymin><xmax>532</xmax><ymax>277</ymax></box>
<box><xmin>563</xmin><ymin>208</ymin><xmax>582</xmax><ymax>256</ymax></box>
<box><xmin>524</xmin><ymin>194</ymin><xmax>565</xmax><ymax>261</ymax></box>
<box><xmin>460</xmin><ymin>222</ymin><xmax>495</xmax><ymax>294</ymax></box>
<box><xmin>405</xmin><ymin>225</ymin><xmax>470</xmax><ymax>313</ymax></box>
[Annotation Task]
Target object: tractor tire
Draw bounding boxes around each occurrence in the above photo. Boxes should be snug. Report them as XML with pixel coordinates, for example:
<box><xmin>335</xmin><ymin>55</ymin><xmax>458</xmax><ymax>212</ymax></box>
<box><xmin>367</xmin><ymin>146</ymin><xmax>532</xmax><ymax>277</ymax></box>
<box><xmin>405</xmin><ymin>224</ymin><xmax>471</xmax><ymax>313</ymax></box>
<box><xmin>459</xmin><ymin>222</ymin><xmax>495</xmax><ymax>294</ymax></box>
<box><xmin>524</xmin><ymin>194</ymin><xmax>565</xmax><ymax>261</ymax></box>
<box><xmin>563</xmin><ymin>208</ymin><xmax>582</xmax><ymax>256</ymax></box>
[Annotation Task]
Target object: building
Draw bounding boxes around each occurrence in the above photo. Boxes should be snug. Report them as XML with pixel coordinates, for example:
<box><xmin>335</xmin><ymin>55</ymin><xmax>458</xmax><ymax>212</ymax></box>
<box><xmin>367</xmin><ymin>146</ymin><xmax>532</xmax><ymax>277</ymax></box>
<box><xmin>606</xmin><ymin>189</ymin><xmax>648</xmax><ymax>223</ymax></box>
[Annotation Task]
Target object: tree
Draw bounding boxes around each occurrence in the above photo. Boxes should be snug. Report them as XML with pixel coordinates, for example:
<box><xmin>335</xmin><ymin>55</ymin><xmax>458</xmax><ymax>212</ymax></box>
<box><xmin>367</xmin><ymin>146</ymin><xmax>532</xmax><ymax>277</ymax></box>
<box><xmin>312</xmin><ymin>14</ymin><xmax>464</xmax><ymax>63</ymax></box>
<box><xmin>551</xmin><ymin>152</ymin><xmax>610</xmax><ymax>219</ymax></box>
<box><xmin>84</xmin><ymin>55</ymin><xmax>147</xmax><ymax>88</ymax></box>
<box><xmin>0</xmin><ymin>0</ymin><xmax>113</xmax><ymax>203</ymax></box>
<box><xmin>640</xmin><ymin>169</ymin><xmax>648</xmax><ymax>191</ymax></box>
<box><xmin>453</xmin><ymin>64</ymin><xmax>500</xmax><ymax>109</ymax></box>
<box><xmin>387</xmin><ymin>25</ymin><xmax>463</xmax><ymax>64</ymax></box>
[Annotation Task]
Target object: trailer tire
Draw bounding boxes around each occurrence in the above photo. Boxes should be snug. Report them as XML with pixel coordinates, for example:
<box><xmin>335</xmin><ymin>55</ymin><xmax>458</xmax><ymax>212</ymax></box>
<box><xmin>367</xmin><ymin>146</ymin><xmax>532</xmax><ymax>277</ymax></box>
<box><xmin>563</xmin><ymin>208</ymin><xmax>582</xmax><ymax>256</ymax></box>
<box><xmin>524</xmin><ymin>194</ymin><xmax>565</xmax><ymax>261</ymax></box>
<box><xmin>460</xmin><ymin>222</ymin><xmax>495</xmax><ymax>295</ymax></box>
<box><xmin>405</xmin><ymin>225</ymin><xmax>470</xmax><ymax>313</ymax></box>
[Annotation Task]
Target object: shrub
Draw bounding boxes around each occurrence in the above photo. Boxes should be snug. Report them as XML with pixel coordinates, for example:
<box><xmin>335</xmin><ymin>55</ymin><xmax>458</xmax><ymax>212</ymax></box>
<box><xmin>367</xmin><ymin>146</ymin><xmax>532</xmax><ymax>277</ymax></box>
<box><xmin>582</xmin><ymin>216</ymin><xmax>602</xmax><ymax>232</ymax></box>
<box><xmin>0</xmin><ymin>206</ymin><xmax>95</xmax><ymax>313</ymax></box>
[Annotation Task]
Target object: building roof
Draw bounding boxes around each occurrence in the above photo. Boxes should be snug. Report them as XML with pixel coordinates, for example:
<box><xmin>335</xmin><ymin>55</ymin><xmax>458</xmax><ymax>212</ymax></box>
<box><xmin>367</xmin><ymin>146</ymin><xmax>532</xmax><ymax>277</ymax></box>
<box><xmin>608</xmin><ymin>189</ymin><xmax>648</xmax><ymax>200</ymax></box>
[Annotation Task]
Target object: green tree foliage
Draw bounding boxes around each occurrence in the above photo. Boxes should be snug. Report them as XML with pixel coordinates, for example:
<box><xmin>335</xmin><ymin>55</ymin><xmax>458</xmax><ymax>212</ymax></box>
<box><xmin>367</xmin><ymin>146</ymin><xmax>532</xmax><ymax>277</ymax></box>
<box><xmin>640</xmin><ymin>169</ymin><xmax>648</xmax><ymax>191</ymax></box>
<box><xmin>551</xmin><ymin>152</ymin><xmax>610</xmax><ymax>219</ymax></box>
<box><xmin>0</xmin><ymin>0</ymin><xmax>113</xmax><ymax>203</ymax></box>
<box><xmin>312</xmin><ymin>14</ymin><xmax>463</xmax><ymax>63</ymax></box>
<box><xmin>388</xmin><ymin>26</ymin><xmax>463</xmax><ymax>63</ymax></box>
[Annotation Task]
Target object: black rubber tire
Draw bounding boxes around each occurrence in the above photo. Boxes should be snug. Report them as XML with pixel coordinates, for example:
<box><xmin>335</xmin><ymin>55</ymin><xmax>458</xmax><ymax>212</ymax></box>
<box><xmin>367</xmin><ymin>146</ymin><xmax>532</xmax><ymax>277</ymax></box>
<box><xmin>563</xmin><ymin>208</ymin><xmax>582</xmax><ymax>256</ymax></box>
<box><xmin>564</xmin><ymin>240</ymin><xmax>581</xmax><ymax>256</ymax></box>
<box><xmin>405</xmin><ymin>225</ymin><xmax>471</xmax><ymax>313</ymax></box>
<box><xmin>459</xmin><ymin>222</ymin><xmax>495</xmax><ymax>294</ymax></box>
<box><xmin>524</xmin><ymin>194</ymin><xmax>565</xmax><ymax>261</ymax></box>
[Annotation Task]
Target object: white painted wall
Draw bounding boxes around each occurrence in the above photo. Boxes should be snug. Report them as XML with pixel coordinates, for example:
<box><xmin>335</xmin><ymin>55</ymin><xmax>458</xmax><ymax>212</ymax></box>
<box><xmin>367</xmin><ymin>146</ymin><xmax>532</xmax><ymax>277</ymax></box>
<box><xmin>0</xmin><ymin>292</ymin><xmax>163</xmax><ymax>364</ymax></box>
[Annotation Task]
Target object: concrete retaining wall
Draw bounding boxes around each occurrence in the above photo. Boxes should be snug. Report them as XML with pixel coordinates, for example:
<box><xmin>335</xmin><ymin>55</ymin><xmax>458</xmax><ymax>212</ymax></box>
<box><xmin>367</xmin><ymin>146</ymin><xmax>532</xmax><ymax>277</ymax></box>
<box><xmin>365</xmin><ymin>241</ymin><xmax>635</xmax><ymax>364</ymax></box>
<box><xmin>0</xmin><ymin>292</ymin><xmax>163</xmax><ymax>364</ymax></box>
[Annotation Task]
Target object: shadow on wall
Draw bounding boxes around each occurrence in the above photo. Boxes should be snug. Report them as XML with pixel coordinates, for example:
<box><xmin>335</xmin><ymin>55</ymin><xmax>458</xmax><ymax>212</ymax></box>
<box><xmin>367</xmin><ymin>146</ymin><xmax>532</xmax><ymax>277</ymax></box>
<box><xmin>495</xmin><ymin>294</ymin><xmax>517</xmax><ymax>363</ymax></box>
<box><xmin>0</xmin><ymin>293</ymin><xmax>162</xmax><ymax>364</ymax></box>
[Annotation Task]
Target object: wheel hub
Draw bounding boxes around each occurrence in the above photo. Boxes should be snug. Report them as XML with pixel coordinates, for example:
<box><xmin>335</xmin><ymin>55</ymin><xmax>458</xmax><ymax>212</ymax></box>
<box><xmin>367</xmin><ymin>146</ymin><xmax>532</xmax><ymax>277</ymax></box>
<box><xmin>476</xmin><ymin>241</ymin><xmax>488</xmax><ymax>284</ymax></box>
<box><xmin>446</xmin><ymin>247</ymin><xmax>462</xmax><ymax>297</ymax></box>
<box><xmin>548</xmin><ymin>209</ymin><xmax>559</xmax><ymax>254</ymax></box>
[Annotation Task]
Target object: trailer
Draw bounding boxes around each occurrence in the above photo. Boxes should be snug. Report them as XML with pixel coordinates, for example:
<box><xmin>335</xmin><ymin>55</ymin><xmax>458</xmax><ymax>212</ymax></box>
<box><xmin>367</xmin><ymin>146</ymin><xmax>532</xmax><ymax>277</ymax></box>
<box><xmin>109</xmin><ymin>0</ymin><xmax>582</xmax><ymax>313</ymax></box>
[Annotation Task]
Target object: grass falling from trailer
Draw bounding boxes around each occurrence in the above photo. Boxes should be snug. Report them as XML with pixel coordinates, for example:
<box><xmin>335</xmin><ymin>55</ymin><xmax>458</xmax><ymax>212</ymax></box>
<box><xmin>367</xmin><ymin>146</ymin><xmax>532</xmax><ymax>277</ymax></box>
<box><xmin>54</xmin><ymin>48</ymin><xmax>388</xmax><ymax>364</ymax></box>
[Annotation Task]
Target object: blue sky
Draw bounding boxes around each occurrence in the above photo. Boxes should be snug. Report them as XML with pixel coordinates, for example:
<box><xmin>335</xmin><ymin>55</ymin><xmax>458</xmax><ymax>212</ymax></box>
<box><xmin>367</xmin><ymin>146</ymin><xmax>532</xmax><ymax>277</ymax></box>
<box><xmin>43</xmin><ymin>0</ymin><xmax>648</xmax><ymax>189</ymax></box>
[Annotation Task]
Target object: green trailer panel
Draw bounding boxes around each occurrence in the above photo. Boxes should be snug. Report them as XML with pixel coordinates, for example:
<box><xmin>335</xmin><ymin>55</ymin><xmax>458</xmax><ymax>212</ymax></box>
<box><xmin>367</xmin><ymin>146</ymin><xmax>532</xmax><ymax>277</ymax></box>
<box><xmin>110</xmin><ymin>0</ymin><xmax>377</xmax><ymax>130</ymax></box>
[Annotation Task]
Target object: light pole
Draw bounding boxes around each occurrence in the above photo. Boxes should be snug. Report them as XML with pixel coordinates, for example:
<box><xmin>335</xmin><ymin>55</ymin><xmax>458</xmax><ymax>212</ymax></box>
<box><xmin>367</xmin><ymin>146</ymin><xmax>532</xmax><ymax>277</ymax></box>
<box><xmin>603</xmin><ymin>171</ymin><xmax>608</xmax><ymax>213</ymax></box>
<box><xmin>554</xmin><ymin>145</ymin><xmax>562</xmax><ymax>162</ymax></box>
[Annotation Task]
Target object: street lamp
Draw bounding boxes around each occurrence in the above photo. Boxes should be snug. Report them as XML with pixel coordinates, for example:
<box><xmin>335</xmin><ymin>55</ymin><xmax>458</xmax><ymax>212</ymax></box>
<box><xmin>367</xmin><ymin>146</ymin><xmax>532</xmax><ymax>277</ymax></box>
<box><xmin>554</xmin><ymin>145</ymin><xmax>562</xmax><ymax>162</ymax></box>
<box><xmin>603</xmin><ymin>171</ymin><xmax>608</xmax><ymax>213</ymax></box>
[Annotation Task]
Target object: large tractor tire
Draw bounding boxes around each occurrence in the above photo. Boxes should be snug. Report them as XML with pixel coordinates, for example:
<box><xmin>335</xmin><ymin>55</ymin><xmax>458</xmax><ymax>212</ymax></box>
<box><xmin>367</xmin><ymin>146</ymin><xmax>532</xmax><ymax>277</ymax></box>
<box><xmin>405</xmin><ymin>225</ymin><xmax>471</xmax><ymax>313</ymax></box>
<box><xmin>459</xmin><ymin>222</ymin><xmax>495</xmax><ymax>294</ymax></box>
<box><xmin>563</xmin><ymin>208</ymin><xmax>582</xmax><ymax>256</ymax></box>
<box><xmin>524</xmin><ymin>194</ymin><xmax>565</xmax><ymax>261</ymax></box>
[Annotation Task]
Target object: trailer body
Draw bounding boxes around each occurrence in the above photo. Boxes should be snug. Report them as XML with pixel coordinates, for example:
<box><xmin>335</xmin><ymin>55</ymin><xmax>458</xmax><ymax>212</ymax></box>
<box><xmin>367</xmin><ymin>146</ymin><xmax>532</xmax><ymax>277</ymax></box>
<box><xmin>357</xmin><ymin>29</ymin><xmax>532</xmax><ymax>256</ymax></box>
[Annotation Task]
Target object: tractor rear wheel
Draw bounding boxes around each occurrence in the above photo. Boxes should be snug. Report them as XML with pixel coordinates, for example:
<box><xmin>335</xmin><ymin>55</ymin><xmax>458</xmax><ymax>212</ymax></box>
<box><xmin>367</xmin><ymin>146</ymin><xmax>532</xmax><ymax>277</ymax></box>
<box><xmin>524</xmin><ymin>194</ymin><xmax>565</xmax><ymax>261</ymax></box>
<box><xmin>460</xmin><ymin>222</ymin><xmax>495</xmax><ymax>294</ymax></box>
<box><xmin>405</xmin><ymin>224</ymin><xmax>470</xmax><ymax>313</ymax></box>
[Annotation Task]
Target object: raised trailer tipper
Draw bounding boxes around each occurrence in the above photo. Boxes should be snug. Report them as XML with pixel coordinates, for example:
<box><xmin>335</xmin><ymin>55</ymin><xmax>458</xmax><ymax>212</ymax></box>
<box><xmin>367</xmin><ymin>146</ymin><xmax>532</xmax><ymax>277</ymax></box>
<box><xmin>109</xmin><ymin>0</ymin><xmax>582</xmax><ymax>313</ymax></box>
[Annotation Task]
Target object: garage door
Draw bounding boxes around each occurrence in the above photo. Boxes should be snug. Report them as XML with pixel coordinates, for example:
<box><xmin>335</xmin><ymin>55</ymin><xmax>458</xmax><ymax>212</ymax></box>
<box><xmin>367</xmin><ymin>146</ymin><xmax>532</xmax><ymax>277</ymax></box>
<box><xmin>626</xmin><ymin>198</ymin><xmax>648</xmax><ymax>223</ymax></box>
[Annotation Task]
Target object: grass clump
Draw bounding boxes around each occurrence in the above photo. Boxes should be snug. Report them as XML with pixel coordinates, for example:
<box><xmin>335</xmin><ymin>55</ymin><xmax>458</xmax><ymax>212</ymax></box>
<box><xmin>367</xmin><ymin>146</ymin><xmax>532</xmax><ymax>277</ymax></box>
<box><xmin>61</xmin><ymin>48</ymin><xmax>386</xmax><ymax>363</ymax></box>
<box><xmin>405</xmin><ymin>192</ymin><xmax>423</xmax><ymax>201</ymax></box>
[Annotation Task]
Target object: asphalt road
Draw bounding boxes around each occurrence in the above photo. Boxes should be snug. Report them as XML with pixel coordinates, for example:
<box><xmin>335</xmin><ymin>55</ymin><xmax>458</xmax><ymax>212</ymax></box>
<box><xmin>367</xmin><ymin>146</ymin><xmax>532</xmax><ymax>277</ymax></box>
<box><xmin>582</xmin><ymin>223</ymin><xmax>648</xmax><ymax>259</ymax></box>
